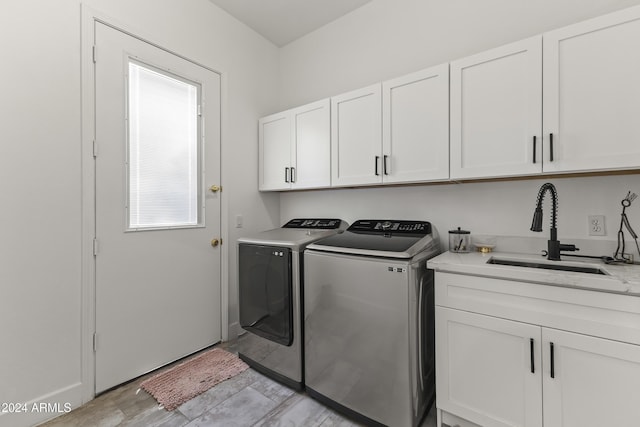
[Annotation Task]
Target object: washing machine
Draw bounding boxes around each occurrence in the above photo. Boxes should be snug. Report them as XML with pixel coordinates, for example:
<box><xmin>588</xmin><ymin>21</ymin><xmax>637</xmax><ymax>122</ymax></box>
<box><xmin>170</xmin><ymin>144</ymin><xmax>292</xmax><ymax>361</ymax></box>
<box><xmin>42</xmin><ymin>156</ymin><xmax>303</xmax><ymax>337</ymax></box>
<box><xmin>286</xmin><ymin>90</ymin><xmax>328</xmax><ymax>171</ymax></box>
<box><xmin>304</xmin><ymin>219</ymin><xmax>440</xmax><ymax>426</ymax></box>
<box><xmin>236</xmin><ymin>218</ymin><xmax>347</xmax><ymax>390</ymax></box>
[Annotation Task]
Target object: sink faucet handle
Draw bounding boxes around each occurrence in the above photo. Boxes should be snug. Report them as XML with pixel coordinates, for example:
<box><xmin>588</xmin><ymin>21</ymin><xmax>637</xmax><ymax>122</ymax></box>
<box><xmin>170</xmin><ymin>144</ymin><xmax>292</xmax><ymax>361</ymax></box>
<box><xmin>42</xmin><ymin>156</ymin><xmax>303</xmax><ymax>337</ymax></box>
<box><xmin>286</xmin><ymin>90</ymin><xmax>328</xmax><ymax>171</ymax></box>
<box><xmin>559</xmin><ymin>243</ymin><xmax>579</xmax><ymax>252</ymax></box>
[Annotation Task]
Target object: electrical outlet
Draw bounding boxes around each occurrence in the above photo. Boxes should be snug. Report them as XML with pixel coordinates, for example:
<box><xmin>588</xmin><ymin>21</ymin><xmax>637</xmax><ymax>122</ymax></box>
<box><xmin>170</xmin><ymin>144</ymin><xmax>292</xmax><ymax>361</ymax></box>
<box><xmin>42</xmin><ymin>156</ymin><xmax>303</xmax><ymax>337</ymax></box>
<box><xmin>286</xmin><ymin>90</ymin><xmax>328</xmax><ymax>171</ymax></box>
<box><xmin>588</xmin><ymin>215</ymin><xmax>606</xmax><ymax>236</ymax></box>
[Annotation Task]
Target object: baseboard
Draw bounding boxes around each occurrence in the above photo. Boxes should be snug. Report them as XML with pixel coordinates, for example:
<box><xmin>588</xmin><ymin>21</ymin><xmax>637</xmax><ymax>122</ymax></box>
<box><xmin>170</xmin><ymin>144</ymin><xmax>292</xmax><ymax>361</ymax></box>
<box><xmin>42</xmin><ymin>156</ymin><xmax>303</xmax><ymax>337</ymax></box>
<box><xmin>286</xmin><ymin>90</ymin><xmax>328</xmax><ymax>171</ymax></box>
<box><xmin>0</xmin><ymin>382</ymin><xmax>84</xmax><ymax>427</ymax></box>
<box><xmin>228</xmin><ymin>321</ymin><xmax>241</xmax><ymax>339</ymax></box>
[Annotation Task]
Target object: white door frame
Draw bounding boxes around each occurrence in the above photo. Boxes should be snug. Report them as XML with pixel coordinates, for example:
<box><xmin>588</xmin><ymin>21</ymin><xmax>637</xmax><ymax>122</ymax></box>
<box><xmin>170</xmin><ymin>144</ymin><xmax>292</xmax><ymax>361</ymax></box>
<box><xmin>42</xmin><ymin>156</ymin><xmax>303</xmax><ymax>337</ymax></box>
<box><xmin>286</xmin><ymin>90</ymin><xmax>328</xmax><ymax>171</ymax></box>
<box><xmin>80</xmin><ymin>5</ymin><xmax>229</xmax><ymax>402</ymax></box>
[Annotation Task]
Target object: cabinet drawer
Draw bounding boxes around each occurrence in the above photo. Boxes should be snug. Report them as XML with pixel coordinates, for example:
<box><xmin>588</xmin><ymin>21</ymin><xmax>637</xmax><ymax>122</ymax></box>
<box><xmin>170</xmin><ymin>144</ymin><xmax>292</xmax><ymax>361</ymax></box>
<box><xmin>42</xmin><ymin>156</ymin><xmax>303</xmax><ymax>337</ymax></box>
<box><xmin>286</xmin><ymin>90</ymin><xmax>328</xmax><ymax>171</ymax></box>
<box><xmin>435</xmin><ymin>272</ymin><xmax>640</xmax><ymax>345</ymax></box>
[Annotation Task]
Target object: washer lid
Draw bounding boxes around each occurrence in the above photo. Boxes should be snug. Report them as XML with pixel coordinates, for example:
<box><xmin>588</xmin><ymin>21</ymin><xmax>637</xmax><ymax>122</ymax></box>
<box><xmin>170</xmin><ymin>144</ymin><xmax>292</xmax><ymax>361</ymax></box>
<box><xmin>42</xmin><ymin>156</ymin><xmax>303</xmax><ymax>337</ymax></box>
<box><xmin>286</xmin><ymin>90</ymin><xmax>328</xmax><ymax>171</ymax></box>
<box><xmin>307</xmin><ymin>219</ymin><xmax>437</xmax><ymax>259</ymax></box>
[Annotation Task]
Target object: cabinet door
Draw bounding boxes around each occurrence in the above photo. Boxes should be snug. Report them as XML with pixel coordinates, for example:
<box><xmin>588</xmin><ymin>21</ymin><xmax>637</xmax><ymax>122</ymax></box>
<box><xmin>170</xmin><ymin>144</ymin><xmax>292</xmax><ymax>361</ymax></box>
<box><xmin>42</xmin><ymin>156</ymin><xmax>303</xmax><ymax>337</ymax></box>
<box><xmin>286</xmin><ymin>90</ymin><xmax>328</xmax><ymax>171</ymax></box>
<box><xmin>291</xmin><ymin>99</ymin><xmax>331</xmax><ymax>189</ymax></box>
<box><xmin>543</xmin><ymin>6</ymin><xmax>640</xmax><ymax>173</ymax></box>
<box><xmin>436</xmin><ymin>307</ymin><xmax>543</xmax><ymax>427</ymax></box>
<box><xmin>331</xmin><ymin>84</ymin><xmax>382</xmax><ymax>186</ymax></box>
<box><xmin>542</xmin><ymin>328</ymin><xmax>640</xmax><ymax>427</ymax></box>
<box><xmin>382</xmin><ymin>64</ymin><xmax>449</xmax><ymax>183</ymax></box>
<box><xmin>450</xmin><ymin>36</ymin><xmax>542</xmax><ymax>179</ymax></box>
<box><xmin>258</xmin><ymin>112</ymin><xmax>291</xmax><ymax>191</ymax></box>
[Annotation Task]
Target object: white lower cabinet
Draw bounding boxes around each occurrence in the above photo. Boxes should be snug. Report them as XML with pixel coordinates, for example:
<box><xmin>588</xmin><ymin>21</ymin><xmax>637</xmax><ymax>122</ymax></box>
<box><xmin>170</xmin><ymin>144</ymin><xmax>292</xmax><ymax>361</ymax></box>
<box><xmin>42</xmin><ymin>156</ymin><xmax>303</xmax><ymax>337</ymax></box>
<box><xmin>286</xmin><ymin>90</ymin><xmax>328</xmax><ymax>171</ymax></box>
<box><xmin>435</xmin><ymin>273</ymin><xmax>640</xmax><ymax>427</ymax></box>
<box><xmin>436</xmin><ymin>308</ymin><xmax>542</xmax><ymax>427</ymax></box>
<box><xmin>542</xmin><ymin>328</ymin><xmax>640</xmax><ymax>427</ymax></box>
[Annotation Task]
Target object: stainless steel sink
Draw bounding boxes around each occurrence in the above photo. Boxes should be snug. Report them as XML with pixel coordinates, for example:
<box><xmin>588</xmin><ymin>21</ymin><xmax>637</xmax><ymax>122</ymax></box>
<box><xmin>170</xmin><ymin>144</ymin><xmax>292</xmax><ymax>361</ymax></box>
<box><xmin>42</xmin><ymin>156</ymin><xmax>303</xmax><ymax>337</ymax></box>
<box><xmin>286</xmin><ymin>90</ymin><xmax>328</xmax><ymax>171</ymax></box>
<box><xmin>487</xmin><ymin>257</ymin><xmax>609</xmax><ymax>275</ymax></box>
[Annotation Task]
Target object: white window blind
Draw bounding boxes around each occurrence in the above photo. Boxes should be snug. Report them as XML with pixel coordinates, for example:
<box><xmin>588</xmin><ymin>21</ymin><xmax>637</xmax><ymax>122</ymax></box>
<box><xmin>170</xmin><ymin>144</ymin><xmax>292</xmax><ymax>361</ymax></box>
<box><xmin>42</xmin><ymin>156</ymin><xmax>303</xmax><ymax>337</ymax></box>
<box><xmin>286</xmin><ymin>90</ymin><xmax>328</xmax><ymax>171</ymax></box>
<box><xmin>127</xmin><ymin>61</ymin><xmax>201</xmax><ymax>230</ymax></box>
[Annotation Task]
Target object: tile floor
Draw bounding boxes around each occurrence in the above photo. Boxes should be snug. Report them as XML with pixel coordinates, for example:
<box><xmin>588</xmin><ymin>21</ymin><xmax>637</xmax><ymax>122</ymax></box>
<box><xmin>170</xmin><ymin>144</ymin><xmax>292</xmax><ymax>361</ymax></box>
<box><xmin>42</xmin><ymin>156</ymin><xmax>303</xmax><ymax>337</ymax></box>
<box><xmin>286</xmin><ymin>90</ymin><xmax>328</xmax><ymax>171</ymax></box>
<box><xmin>39</xmin><ymin>343</ymin><xmax>437</xmax><ymax>427</ymax></box>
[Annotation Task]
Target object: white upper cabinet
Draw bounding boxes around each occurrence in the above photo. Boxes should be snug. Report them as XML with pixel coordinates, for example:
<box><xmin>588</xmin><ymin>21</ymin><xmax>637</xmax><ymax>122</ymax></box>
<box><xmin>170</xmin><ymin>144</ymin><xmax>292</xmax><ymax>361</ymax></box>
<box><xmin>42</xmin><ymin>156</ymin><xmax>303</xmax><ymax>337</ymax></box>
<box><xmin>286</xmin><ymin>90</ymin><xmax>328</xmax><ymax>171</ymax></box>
<box><xmin>258</xmin><ymin>99</ymin><xmax>330</xmax><ymax>191</ymax></box>
<box><xmin>543</xmin><ymin>6</ymin><xmax>640</xmax><ymax>173</ymax></box>
<box><xmin>260</xmin><ymin>5</ymin><xmax>640</xmax><ymax>190</ymax></box>
<box><xmin>259</xmin><ymin>112</ymin><xmax>291</xmax><ymax>191</ymax></box>
<box><xmin>382</xmin><ymin>64</ymin><xmax>450</xmax><ymax>183</ymax></box>
<box><xmin>450</xmin><ymin>6</ymin><xmax>640</xmax><ymax>180</ymax></box>
<box><xmin>331</xmin><ymin>65</ymin><xmax>449</xmax><ymax>187</ymax></box>
<box><xmin>291</xmin><ymin>99</ymin><xmax>331</xmax><ymax>189</ymax></box>
<box><xmin>450</xmin><ymin>36</ymin><xmax>542</xmax><ymax>180</ymax></box>
<box><xmin>331</xmin><ymin>84</ymin><xmax>382</xmax><ymax>187</ymax></box>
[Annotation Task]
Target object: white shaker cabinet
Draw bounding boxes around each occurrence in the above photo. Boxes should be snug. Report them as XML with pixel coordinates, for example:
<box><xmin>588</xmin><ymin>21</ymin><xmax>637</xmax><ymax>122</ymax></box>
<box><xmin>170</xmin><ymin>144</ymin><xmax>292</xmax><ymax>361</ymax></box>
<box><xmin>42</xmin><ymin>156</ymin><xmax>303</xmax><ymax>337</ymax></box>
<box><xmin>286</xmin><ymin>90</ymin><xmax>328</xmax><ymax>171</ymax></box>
<box><xmin>382</xmin><ymin>64</ymin><xmax>450</xmax><ymax>183</ymax></box>
<box><xmin>450</xmin><ymin>6</ymin><xmax>640</xmax><ymax>180</ymax></box>
<box><xmin>259</xmin><ymin>99</ymin><xmax>330</xmax><ymax>191</ymax></box>
<box><xmin>434</xmin><ymin>271</ymin><xmax>640</xmax><ymax>427</ymax></box>
<box><xmin>450</xmin><ymin>36</ymin><xmax>542</xmax><ymax>180</ymax></box>
<box><xmin>259</xmin><ymin>111</ymin><xmax>291</xmax><ymax>191</ymax></box>
<box><xmin>436</xmin><ymin>307</ymin><xmax>543</xmax><ymax>427</ymax></box>
<box><xmin>290</xmin><ymin>100</ymin><xmax>331</xmax><ymax>189</ymax></box>
<box><xmin>542</xmin><ymin>328</ymin><xmax>640</xmax><ymax>427</ymax></box>
<box><xmin>331</xmin><ymin>65</ymin><xmax>449</xmax><ymax>187</ymax></box>
<box><xmin>331</xmin><ymin>84</ymin><xmax>382</xmax><ymax>187</ymax></box>
<box><xmin>542</xmin><ymin>6</ymin><xmax>640</xmax><ymax>173</ymax></box>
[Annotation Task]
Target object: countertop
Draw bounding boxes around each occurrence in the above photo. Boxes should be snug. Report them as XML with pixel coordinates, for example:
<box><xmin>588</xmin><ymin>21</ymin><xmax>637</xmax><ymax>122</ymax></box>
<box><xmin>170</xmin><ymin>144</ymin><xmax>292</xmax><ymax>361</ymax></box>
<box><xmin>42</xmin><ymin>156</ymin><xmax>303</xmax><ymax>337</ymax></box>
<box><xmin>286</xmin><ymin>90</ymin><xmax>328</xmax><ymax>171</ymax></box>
<box><xmin>428</xmin><ymin>250</ymin><xmax>640</xmax><ymax>296</ymax></box>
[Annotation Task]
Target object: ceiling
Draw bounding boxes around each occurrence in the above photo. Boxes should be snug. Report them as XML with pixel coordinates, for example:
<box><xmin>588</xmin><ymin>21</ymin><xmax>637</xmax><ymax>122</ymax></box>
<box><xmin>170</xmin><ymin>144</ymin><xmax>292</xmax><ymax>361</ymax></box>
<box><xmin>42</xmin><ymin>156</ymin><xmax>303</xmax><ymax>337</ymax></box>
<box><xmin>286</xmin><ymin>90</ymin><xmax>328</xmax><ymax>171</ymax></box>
<box><xmin>208</xmin><ymin>0</ymin><xmax>372</xmax><ymax>47</ymax></box>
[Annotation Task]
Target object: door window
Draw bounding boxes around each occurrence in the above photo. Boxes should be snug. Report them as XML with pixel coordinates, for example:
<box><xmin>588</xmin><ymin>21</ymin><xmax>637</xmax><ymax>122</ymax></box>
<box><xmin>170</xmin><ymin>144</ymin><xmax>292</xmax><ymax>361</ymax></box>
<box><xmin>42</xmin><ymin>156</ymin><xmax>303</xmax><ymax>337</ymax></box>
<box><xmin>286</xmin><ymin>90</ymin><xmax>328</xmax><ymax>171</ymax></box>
<box><xmin>127</xmin><ymin>60</ymin><xmax>202</xmax><ymax>230</ymax></box>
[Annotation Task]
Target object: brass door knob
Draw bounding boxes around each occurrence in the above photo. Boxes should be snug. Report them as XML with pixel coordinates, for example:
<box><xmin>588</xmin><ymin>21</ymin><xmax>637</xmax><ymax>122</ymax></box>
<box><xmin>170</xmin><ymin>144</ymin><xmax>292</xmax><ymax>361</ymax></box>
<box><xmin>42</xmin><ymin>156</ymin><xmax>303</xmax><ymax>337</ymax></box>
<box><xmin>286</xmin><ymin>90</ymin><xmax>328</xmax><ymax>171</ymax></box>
<box><xmin>209</xmin><ymin>185</ymin><xmax>221</xmax><ymax>193</ymax></box>
<box><xmin>210</xmin><ymin>238</ymin><xmax>220</xmax><ymax>247</ymax></box>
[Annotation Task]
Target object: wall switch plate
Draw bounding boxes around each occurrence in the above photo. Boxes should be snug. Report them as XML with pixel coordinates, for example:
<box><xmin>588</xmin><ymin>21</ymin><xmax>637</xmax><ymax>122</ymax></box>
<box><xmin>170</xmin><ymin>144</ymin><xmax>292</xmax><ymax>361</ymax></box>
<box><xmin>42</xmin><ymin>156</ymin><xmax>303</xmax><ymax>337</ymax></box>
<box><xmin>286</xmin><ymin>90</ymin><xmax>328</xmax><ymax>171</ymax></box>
<box><xmin>236</xmin><ymin>214</ymin><xmax>243</xmax><ymax>228</ymax></box>
<box><xmin>588</xmin><ymin>215</ymin><xmax>606</xmax><ymax>236</ymax></box>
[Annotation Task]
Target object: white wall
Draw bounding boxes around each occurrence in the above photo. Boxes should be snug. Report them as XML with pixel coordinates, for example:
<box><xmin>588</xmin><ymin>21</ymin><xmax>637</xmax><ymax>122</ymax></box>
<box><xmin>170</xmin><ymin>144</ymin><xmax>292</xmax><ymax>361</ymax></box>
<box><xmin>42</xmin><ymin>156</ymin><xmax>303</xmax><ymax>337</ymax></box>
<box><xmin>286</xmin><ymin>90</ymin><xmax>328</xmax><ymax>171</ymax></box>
<box><xmin>281</xmin><ymin>175</ymin><xmax>640</xmax><ymax>255</ymax></box>
<box><xmin>278</xmin><ymin>0</ymin><xmax>640</xmax><ymax>254</ymax></box>
<box><xmin>0</xmin><ymin>1</ymin><xmax>279</xmax><ymax>426</ymax></box>
<box><xmin>279</xmin><ymin>0</ymin><xmax>640</xmax><ymax>108</ymax></box>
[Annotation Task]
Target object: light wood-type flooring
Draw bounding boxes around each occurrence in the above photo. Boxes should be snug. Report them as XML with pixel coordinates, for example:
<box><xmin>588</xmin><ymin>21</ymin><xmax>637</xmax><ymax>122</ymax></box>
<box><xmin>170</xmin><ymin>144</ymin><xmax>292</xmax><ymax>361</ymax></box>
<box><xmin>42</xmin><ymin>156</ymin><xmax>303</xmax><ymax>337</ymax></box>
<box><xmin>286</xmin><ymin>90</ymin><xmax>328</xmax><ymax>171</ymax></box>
<box><xmin>39</xmin><ymin>342</ymin><xmax>437</xmax><ymax>427</ymax></box>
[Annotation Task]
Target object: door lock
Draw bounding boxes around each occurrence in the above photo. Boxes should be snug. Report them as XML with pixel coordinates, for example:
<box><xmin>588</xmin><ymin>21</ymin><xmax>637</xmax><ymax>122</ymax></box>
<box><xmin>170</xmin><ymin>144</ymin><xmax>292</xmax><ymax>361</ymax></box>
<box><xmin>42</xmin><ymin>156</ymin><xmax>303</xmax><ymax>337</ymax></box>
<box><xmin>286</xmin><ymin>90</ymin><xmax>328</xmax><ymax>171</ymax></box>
<box><xmin>210</xmin><ymin>238</ymin><xmax>221</xmax><ymax>247</ymax></box>
<box><xmin>209</xmin><ymin>185</ymin><xmax>221</xmax><ymax>193</ymax></box>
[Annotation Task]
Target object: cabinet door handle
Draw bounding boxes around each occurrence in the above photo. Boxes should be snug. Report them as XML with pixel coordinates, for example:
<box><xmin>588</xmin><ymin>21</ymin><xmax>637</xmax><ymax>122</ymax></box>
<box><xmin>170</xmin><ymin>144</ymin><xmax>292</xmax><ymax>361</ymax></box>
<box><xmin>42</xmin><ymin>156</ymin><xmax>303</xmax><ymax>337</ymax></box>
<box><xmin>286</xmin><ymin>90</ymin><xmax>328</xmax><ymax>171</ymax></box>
<box><xmin>290</xmin><ymin>167</ymin><xmax>296</xmax><ymax>183</ymax></box>
<box><xmin>550</xmin><ymin>342</ymin><xmax>555</xmax><ymax>378</ymax></box>
<box><xmin>530</xmin><ymin>338</ymin><xmax>535</xmax><ymax>373</ymax></box>
<box><xmin>285</xmin><ymin>167</ymin><xmax>290</xmax><ymax>183</ymax></box>
<box><xmin>375</xmin><ymin>156</ymin><xmax>380</xmax><ymax>176</ymax></box>
<box><xmin>533</xmin><ymin>136</ymin><xmax>537</xmax><ymax>164</ymax></box>
<box><xmin>383</xmin><ymin>155</ymin><xmax>389</xmax><ymax>175</ymax></box>
<box><xmin>549</xmin><ymin>133</ymin><xmax>554</xmax><ymax>162</ymax></box>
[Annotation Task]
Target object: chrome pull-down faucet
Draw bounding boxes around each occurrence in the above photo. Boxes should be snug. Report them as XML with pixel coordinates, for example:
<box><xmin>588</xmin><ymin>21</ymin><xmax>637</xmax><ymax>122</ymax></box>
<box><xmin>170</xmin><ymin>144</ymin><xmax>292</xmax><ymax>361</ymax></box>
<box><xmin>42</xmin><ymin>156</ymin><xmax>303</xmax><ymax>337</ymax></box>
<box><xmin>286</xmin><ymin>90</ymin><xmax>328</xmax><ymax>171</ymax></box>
<box><xmin>530</xmin><ymin>183</ymin><xmax>578</xmax><ymax>261</ymax></box>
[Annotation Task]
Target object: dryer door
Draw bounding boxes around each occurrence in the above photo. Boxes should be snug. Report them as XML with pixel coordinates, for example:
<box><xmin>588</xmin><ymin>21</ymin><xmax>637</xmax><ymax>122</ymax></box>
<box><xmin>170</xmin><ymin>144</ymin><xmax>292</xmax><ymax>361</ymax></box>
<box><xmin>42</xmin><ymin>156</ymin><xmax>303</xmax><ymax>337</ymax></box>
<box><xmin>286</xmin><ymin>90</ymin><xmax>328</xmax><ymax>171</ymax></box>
<box><xmin>239</xmin><ymin>244</ymin><xmax>293</xmax><ymax>346</ymax></box>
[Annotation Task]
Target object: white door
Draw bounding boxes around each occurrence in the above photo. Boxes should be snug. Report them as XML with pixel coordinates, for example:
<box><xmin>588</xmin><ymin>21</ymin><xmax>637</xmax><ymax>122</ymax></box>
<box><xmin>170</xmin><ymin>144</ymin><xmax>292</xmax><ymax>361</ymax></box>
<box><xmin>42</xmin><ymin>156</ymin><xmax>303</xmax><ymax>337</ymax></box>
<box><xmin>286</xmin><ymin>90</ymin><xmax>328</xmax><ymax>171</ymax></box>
<box><xmin>291</xmin><ymin>99</ymin><xmax>331</xmax><ymax>189</ymax></box>
<box><xmin>542</xmin><ymin>6</ymin><xmax>640</xmax><ymax>173</ymax></box>
<box><xmin>331</xmin><ymin>84</ymin><xmax>382</xmax><ymax>187</ymax></box>
<box><xmin>382</xmin><ymin>64</ymin><xmax>449</xmax><ymax>183</ymax></box>
<box><xmin>258</xmin><ymin>112</ymin><xmax>291</xmax><ymax>191</ymax></box>
<box><xmin>450</xmin><ymin>36</ymin><xmax>542</xmax><ymax>179</ymax></box>
<box><xmin>542</xmin><ymin>328</ymin><xmax>640</xmax><ymax>427</ymax></box>
<box><xmin>436</xmin><ymin>307</ymin><xmax>543</xmax><ymax>427</ymax></box>
<box><xmin>94</xmin><ymin>22</ymin><xmax>222</xmax><ymax>393</ymax></box>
